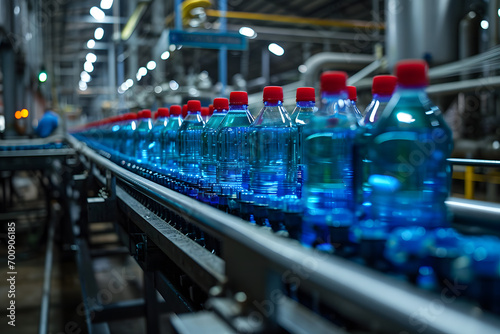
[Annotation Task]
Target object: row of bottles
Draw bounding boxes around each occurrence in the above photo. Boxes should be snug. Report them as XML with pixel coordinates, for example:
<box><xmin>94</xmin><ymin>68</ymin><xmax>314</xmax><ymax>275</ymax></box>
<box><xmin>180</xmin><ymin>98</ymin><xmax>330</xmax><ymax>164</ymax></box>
<box><xmin>72</xmin><ymin>59</ymin><xmax>500</xmax><ymax>314</ymax></box>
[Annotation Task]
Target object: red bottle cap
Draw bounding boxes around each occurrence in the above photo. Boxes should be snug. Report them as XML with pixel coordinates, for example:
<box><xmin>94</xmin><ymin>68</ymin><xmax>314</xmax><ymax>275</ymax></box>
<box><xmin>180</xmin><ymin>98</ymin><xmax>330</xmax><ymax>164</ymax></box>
<box><xmin>347</xmin><ymin>86</ymin><xmax>357</xmax><ymax>102</ymax></box>
<box><xmin>170</xmin><ymin>105</ymin><xmax>182</xmax><ymax>116</ymax></box>
<box><xmin>320</xmin><ymin>71</ymin><xmax>347</xmax><ymax>94</ymax></box>
<box><xmin>138</xmin><ymin>109</ymin><xmax>151</xmax><ymax>118</ymax></box>
<box><xmin>296</xmin><ymin>87</ymin><xmax>315</xmax><ymax>102</ymax></box>
<box><xmin>263</xmin><ymin>86</ymin><xmax>283</xmax><ymax>102</ymax></box>
<box><xmin>187</xmin><ymin>100</ymin><xmax>201</xmax><ymax>112</ymax></box>
<box><xmin>230</xmin><ymin>91</ymin><xmax>248</xmax><ymax>105</ymax></box>
<box><xmin>156</xmin><ymin>107</ymin><xmax>169</xmax><ymax>118</ymax></box>
<box><xmin>213</xmin><ymin>97</ymin><xmax>229</xmax><ymax>110</ymax></box>
<box><xmin>201</xmin><ymin>107</ymin><xmax>210</xmax><ymax>117</ymax></box>
<box><xmin>209</xmin><ymin>104</ymin><xmax>214</xmax><ymax>115</ymax></box>
<box><xmin>395</xmin><ymin>60</ymin><xmax>429</xmax><ymax>87</ymax></box>
<box><xmin>182</xmin><ymin>104</ymin><xmax>188</xmax><ymax>118</ymax></box>
<box><xmin>124</xmin><ymin>112</ymin><xmax>137</xmax><ymax>121</ymax></box>
<box><xmin>372</xmin><ymin>75</ymin><xmax>397</xmax><ymax>96</ymax></box>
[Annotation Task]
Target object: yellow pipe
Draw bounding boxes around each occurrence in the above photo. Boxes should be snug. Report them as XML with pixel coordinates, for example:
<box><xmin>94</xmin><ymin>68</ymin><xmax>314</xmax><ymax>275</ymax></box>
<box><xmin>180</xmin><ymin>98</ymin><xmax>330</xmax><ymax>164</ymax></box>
<box><xmin>205</xmin><ymin>9</ymin><xmax>385</xmax><ymax>30</ymax></box>
<box><xmin>464</xmin><ymin>166</ymin><xmax>474</xmax><ymax>199</ymax></box>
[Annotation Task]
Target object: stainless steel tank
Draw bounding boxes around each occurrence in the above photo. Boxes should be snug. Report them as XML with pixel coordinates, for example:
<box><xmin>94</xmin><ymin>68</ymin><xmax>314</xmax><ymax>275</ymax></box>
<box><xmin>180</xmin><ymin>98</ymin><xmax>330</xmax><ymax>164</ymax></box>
<box><xmin>386</xmin><ymin>0</ymin><xmax>464</xmax><ymax>69</ymax></box>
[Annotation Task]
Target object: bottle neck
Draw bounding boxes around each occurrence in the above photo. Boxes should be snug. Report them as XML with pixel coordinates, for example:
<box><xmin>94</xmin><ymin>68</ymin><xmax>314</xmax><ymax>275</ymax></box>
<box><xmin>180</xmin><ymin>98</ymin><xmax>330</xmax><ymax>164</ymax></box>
<box><xmin>213</xmin><ymin>108</ymin><xmax>227</xmax><ymax>114</ymax></box>
<box><xmin>264</xmin><ymin>100</ymin><xmax>283</xmax><ymax>107</ymax></box>
<box><xmin>321</xmin><ymin>91</ymin><xmax>347</xmax><ymax>107</ymax></box>
<box><xmin>296</xmin><ymin>101</ymin><xmax>315</xmax><ymax>108</ymax></box>
<box><xmin>373</xmin><ymin>94</ymin><xmax>392</xmax><ymax>102</ymax></box>
<box><xmin>229</xmin><ymin>104</ymin><xmax>248</xmax><ymax>112</ymax></box>
<box><xmin>396</xmin><ymin>85</ymin><xmax>427</xmax><ymax>95</ymax></box>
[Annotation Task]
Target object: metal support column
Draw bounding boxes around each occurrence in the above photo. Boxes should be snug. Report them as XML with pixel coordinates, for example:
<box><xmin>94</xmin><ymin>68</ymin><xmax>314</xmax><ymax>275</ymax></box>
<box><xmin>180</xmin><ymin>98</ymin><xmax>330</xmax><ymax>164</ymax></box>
<box><xmin>1</xmin><ymin>45</ymin><xmax>16</xmax><ymax>138</ymax></box>
<box><xmin>261</xmin><ymin>47</ymin><xmax>270</xmax><ymax>86</ymax></box>
<box><xmin>144</xmin><ymin>270</ymin><xmax>160</xmax><ymax>334</ymax></box>
<box><xmin>218</xmin><ymin>0</ymin><xmax>228</xmax><ymax>95</ymax></box>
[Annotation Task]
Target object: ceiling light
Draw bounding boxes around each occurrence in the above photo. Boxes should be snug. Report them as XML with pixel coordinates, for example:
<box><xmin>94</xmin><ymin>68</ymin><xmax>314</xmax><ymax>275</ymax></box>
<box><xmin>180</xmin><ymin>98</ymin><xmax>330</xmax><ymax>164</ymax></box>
<box><xmin>239</xmin><ymin>27</ymin><xmax>256</xmax><ymax>39</ymax></box>
<box><xmin>268</xmin><ymin>43</ymin><xmax>284</xmax><ymax>56</ymax></box>
<box><xmin>161</xmin><ymin>51</ymin><xmax>170</xmax><ymax>60</ymax></box>
<box><xmin>87</xmin><ymin>39</ymin><xmax>96</xmax><ymax>49</ymax></box>
<box><xmin>154</xmin><ymin>86</ymin><xmax>162</xmax><ymax>94</ymax></box>
<box><xmin>120</xmin><ymin>83</ymin><xmax>129</xmax><ymax>91</ymax></box>
<box><xmin>126</xmin><ymin>79</ymin><xmax>134</xmax><ymax>88</ymax></box>
<box><xmin>14</xmin><ymin>6</ymin><xmax>20</xmax><ymax>15</ymax></box>
<box><xmin>481</xmin><ymin>20</ymin><xmax>489</xmax><ymax>29</ymax></box>
<box><xmin>90</xmin><ymin>7</ymin><xmax>105</xmax><ymax>21</ymax></box>
<box><xmin>94</xmin><ymin>27</ymin><xmax>104</xmax><ymax>40</ymax></box>
<box><xmin>86</xmin><ymin>52</ymin><xmax>97</xmax><ymax>63</ymax></box>
<box><xmin>138</xmin><ymin>67</ymin><xmax>147</xmax><ymax>77</ymax></box>
<box><xmin>79</xmin><ymin>81</ymin><xmax>88</xmax><ymax>91</ymax></box>
<box><xmin>169</xmin><ymin>45</ymin><xmax>176</xmax><ymax>52</ymax></box>
<box><xmin>498</xmin><ymin>9</ymin><xmax>500</xmax><ymax>17</ymax></box>
<box><xmin>81</xmin><ymin>71</ymin><xmax>91</xmax><ymax>83</ymax></box>
<box><xmin>298</xmin><ymin>65</ymin><xmax>307</xmax><ymax>73</ymax></box>
<box><xmin>169</xmin><ymin>80</ymin><xmax>179</xmax><ymax>91</ymax></box>
<box><xmin>84</xmin><ymin>61</ymin><xmax>94</xmax><ymax>73</ymax></box>
<box><xmin>38</xmin><ymin>72</ymin><xmax>47</xmax><ymax>83</ymax></box>
<box><xmin>147</xmin><ymin>61</ymin><xmax>157</xmax><ymax>70</ymax></box>
<box><xmin>100</xmin><ymin>0</ymin><xmax>113</xmax><ymax>10</ymax></box>
<box><xmin>136</xmin><ymin>73</ymin><xmax>142</xmax><ymax>81</ymax></box>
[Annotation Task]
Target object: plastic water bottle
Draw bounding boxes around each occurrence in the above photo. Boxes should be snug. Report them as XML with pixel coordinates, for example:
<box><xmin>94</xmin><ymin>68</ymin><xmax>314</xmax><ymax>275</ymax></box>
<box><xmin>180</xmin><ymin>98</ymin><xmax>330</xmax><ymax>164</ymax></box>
<box><xmin>357</xmin><ymin>75</ymin><xmax>397</xmax><ymax>218</ymax></box>
<box><xmin>178</xmin><ymin>100</ymin><xmax>205</xmax><ymax>177</ymax></box>
<box><xmin>363</xmin><ymin>75</ymin><xmax>397</xmax><ymax>126</ymax></box>
<box><xmin>346</xmin><ymin>86</ymin><xmax>363</xmax><ymax>123</ymax></box>
<box><xmin>182</xmin><ymin>104</ymin><xmax>188</xmax><ymax>119</ymax></box>
<box><xmin>163</xmin><ymin>105</ymin><xmax>183</xmax><ymax>171</ymax></box>
<box><xmin>366</xmin><ymin>60</ymin><xmax>453</xmax><ymax>230</ymax></box>
<box><xmin>291</xmin><ymin>87</ymin><xmax>316</xmax><ymax>195</ymax></box>
<box><xmin>119</xmin><ymin>112</ymin><xmax>138</xmax><ymax>156</ymax></box>
<box><xmin>217</xmin><ymin>91</ymin><xmax>255</xmax><ymax>187</ymax></box>
<box><xmin>301</xmin><ymin>71</ymin><xmax>358</xmax><ymax>250</ymax></box>
<box><xmin>201</xmin><ymin>107</ymin><xmax>211</xmax><ymax>123</ymax></box>
<box><xmin>201</xmin><ymin>98</ymin><xmax>228</xmax><ymax>182</ymax></box>
<box><xmin>148</xmin><ymin>107</ymin><xmax>169</xmax><ymax>167</ymax></box>
<box><xmin>248</xmin><ymin>86</ymin><xmax>297</xmax><ymax>197</ymax></box>
<box><xmin>134</xmin><ymin>109</ymin><xmax>152</xmax><ymax>163</ymax></box>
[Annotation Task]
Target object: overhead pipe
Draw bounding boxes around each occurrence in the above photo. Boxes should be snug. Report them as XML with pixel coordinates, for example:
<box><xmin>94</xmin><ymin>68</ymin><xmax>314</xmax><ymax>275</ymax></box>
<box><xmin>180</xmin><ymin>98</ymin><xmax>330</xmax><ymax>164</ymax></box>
<box><xmin>301</xmin><ymin>52</ymin><xmax>375</xmax><ymax>88</ymax></box>
<box><xmin>205</xmin><ymin>9</ymin><xmax>385</xmax><ymax>30</ymax></box>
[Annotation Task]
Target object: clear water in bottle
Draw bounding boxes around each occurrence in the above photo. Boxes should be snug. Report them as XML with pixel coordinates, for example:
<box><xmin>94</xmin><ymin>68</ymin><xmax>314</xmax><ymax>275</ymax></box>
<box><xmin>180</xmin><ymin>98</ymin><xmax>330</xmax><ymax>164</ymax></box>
<box><xmin>217</xmin><ymin>91</ymin><xmax>255</xmax><ymax>187</ymax></box>
<box><xmin>202</xmin><ymin>98</ymin><xmax>228</xmax><ymax>181</ymax></box>
<box><xmin>178</xmin><ymin>100</ymin><xmax>205</xmax><ymax>177</ymax></box>
<box><xmin>248</xmin><ymin>86</ymin><xmax>297</xmax><ymax>197</ymax></box>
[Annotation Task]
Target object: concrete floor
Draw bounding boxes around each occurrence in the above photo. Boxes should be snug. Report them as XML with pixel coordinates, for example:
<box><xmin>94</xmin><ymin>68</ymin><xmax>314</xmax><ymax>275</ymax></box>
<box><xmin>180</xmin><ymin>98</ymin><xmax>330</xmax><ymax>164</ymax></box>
<box><xmin>0</xmin><ymin>236</ymin><xmax>173</xmax><ymax>334</ymax></box>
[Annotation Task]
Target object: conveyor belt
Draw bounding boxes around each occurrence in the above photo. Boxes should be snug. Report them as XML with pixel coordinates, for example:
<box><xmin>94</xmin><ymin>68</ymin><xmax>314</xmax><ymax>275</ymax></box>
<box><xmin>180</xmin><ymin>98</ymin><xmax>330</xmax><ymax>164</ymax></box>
<box><xmin>66</xmin><ymin>134</ymin><xmax>500</xmax><ymax>334</ymax></box>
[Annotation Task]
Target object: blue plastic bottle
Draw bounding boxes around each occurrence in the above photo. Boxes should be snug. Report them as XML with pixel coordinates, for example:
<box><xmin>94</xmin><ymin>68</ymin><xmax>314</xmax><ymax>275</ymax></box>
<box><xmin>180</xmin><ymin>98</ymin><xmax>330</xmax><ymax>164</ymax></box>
<box><xmin>148</xmin><ymin>108</ymin><xmax>169</xmax><ymax>167</ymax></box>
<box><xmin>217</xmin><ymin>91</ymin><xmax>255</xmax><ymax>187</ymax></box>
<box><xmin>178</xmin><ymin>100</ymin><xmax>205</xmax><ymax>178</ymax></box>
<box><xmin>201</xmin><ymin>106</ymin><xmax>212</xmax><ymax>123</ymax></box>
<box><xmin>134</xmin><ymin>109</ymin><xmax>152</xmax><ymax>164</ymax></box>
<box><xmin>119</xmin><ymin>112</ymin><xmax>138</xmax><ymax>157</ymax></box>
<box><xmin>346</xmin><ymin>86</ymin><xmax>363</xmax><ymax>123</ymax></box>
<box><xmin>363</xmin><ymin>75</ymin><xmax>397</xmax><ymax>126</ymax></box>
<box><xmin>162</xmin><ymin>105</ymin><xmax>183</xmax><ymax>172</ymax></box>
<box><xmin>366</xmin><ymin>60</ymin><xmax>453</xmax><ymax>230</ymax></box>
<box><xmin>248</xmin><ymin>86</ymin><xmax>297</xmax><ymax>197</ymax></box>
<box><xmin>201</xmin><ymin>98</ymin><xmax>228</xmax><ymax>182</ymax></box>
<box><xmin>356</xmin><ymin>75</ymin><xmax>397</xmax><ymax>219</ymax></box>
<box><xmin>301</xmin><ymin>71</ymin><xmax>358</xmax><ymax>250</ymax></box>
<box><xmin>291</xmin><ymin>87</ymin><xmax>316</xmax><ymax>195</ymax></box>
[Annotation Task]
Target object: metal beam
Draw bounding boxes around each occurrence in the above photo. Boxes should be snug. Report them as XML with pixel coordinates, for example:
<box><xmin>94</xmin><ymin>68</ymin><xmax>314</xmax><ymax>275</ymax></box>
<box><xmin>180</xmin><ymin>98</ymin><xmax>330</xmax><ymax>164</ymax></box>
<box><xmin>65</xmin><ymin>16</ymin><xmax>129</xmax><ymax>24</ymax></box>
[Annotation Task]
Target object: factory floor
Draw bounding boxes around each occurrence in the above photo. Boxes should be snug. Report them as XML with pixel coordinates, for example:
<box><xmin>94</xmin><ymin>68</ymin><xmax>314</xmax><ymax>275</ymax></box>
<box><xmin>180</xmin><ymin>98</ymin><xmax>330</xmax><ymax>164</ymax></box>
<box><xmin>0</xmin><ymin>233</ymin><xmax>171</xmax><ymax>334</ymax></box>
